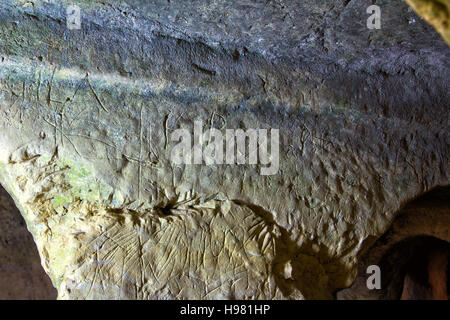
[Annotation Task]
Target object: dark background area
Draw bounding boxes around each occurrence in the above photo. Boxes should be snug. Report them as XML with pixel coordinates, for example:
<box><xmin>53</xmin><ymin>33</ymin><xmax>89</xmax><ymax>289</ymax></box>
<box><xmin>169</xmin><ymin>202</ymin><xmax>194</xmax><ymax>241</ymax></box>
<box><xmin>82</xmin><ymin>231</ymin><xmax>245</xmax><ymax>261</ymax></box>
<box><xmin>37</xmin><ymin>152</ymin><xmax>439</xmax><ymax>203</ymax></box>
<box><xmin>0</xmin><ymin>184</ymin><xmax>56</xmax><ymax>299</ymax></box>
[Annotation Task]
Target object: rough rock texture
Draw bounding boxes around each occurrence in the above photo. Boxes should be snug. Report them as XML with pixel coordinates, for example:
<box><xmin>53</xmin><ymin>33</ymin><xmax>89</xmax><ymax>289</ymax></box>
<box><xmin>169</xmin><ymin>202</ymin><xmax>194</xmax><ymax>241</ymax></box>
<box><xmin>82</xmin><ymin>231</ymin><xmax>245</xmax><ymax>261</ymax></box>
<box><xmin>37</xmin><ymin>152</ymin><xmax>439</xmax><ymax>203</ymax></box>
<box><xmin>337</xmin><ymin>187</ymin><xmax>450</xmax><ymax>300</ymax></box>
<box><xmin>0</xmin><ymin>0</ymin><xmax>448</xmax><ymax>299</ymax></box>
<box><xmin>0</xmin><ymin>184</ymin><xmax>56</xmax><ymax>299</ymax></box>
<box><xmin>406</xmin><ymin>0</ymin><xmax>450</xmax><ymax>45</ymax></box>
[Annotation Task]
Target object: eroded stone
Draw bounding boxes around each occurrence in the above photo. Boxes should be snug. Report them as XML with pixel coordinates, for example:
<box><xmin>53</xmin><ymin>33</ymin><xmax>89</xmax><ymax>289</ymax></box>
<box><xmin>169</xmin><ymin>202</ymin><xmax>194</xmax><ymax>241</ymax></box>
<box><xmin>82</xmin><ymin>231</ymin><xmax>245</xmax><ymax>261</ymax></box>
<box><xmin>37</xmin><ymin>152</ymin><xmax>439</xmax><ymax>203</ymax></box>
<box><xmin>0</xmin><ymin>0</ymin><xmax>448</xmax><ymax>299</ymax></box>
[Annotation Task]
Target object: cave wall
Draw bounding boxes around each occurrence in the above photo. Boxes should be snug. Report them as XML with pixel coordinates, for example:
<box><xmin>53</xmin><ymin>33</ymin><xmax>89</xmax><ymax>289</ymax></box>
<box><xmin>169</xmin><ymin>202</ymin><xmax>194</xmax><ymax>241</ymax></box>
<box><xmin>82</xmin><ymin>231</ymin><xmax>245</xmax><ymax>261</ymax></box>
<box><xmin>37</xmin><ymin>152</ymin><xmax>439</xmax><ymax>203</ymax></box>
<box><xmin>337</xmin><ymin>187</ymin><xmax>450</xmax><ymax>300</ymax></box>
<box><xmin>0</xmin><ymin>184</ymin><xmax>56</xmax><ymax>299</ymax></box>
<box><xmin>0</xmin><ymin>0</ymin><xmax>448</xmax><ymax>299</ymax></box>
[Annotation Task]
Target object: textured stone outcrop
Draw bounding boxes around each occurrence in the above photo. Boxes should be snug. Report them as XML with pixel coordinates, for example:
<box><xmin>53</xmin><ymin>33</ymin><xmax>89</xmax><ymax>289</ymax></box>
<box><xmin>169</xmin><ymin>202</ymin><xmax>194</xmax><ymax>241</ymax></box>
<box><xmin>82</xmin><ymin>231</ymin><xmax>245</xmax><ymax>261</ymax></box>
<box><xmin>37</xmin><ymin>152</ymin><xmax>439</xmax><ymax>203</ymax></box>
<box><xmin>0</xmin><ymin>0</ymin><xmax>448</xmax><ymax>299</ymax></box>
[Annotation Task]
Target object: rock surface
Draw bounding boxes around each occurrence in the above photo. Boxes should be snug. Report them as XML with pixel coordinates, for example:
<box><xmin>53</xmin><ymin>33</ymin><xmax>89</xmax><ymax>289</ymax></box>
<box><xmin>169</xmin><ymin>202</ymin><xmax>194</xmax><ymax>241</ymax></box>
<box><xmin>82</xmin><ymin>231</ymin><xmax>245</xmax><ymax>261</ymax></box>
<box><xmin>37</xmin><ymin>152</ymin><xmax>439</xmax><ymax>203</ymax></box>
<box><xmin>406</xmin><ymin>0</ymin><xmax>450</xmax><ymax>45</ymax></box>
<box><xmin>0</xmin><ymin>184</ymin><xmax>56</xmax><ymax>299</ymax></box>
<box><xmin>337</xmin><ymin>187</ymin><xmax>450</xmax><ymax>300</ymax></box>
<box><xmin>0</xmin><ymin>0</ymin><xmax>448</xmax><ymax>299</ymax></box>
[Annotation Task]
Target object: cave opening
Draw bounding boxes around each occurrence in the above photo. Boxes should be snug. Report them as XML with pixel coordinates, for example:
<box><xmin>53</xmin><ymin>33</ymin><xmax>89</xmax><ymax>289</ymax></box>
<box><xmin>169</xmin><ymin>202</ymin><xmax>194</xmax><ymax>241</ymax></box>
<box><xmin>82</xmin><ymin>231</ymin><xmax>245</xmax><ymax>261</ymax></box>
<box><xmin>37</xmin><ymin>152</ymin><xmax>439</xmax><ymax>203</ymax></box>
<box><xmin>380</xmin><ymin>235</ymin><xmax>449</xmax><ymax>300</ymax></box>
<box><xmin>337</xmin><ymin>186</ymin><xmax>450</xmax><ymax>300</ymax></box>
<box><xmin>0</xmin><ymin>184</ymin><xmax>57</xmax><ymax>299</ymax></box>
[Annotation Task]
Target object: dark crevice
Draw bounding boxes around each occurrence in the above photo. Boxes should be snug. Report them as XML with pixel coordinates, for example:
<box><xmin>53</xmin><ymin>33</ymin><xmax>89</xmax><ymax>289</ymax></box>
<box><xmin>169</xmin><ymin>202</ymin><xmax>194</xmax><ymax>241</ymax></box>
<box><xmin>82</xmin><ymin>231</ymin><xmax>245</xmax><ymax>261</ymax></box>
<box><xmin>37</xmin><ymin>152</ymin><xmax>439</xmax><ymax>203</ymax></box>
<box><xmin>0</xmin><ymin>183</ymin><xmax>57</xmax><ymax>299</ymax></box>
<box><xmin>380</xmin><ymin>235</ymin><xmax>450</xmax><ymax>300</ymax></box>
<box><xmin>337</xmin><ymin>186</ymin><xmax>450</xmax><ymax>300</ymax></box>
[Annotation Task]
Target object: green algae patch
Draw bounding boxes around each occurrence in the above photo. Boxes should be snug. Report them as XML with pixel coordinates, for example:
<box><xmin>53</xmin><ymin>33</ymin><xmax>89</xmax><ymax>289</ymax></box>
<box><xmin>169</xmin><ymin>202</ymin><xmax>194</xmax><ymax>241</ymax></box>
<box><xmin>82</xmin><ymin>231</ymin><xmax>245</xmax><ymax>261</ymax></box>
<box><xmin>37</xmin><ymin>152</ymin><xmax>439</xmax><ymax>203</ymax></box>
<box><xmin>49</xmin><ymin>157</ymin><xmax>113</xmax><ymax>209</ymax></box>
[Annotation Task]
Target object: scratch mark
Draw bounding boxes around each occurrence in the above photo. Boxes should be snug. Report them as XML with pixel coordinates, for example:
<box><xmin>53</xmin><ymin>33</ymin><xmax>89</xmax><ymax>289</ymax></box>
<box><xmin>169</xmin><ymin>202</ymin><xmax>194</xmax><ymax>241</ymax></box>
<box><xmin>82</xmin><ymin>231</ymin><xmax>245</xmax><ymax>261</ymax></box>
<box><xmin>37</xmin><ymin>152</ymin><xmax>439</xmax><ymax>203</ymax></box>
<box><xmin>86</xmin><ymin>76</ymin><xmax>109</xmax><ymax>113</ymax></box>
